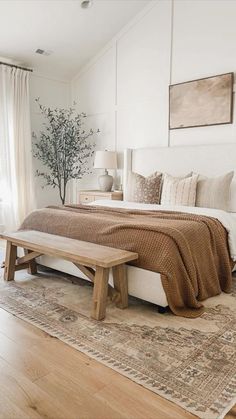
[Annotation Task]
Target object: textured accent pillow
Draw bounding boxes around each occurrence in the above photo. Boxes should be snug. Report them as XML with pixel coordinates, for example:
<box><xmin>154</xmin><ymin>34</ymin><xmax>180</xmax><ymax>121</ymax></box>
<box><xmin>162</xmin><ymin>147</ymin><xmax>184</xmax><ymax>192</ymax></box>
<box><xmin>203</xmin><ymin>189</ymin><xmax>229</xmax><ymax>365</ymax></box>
<box><xmin>196</xmin><ymin>171</ymin><xmax>234</xmax><ymax>211</ymax></box>
<box><xmin>126</xmin><ymin>171</ymin><xmax>162</xmax><ymax>204</ymax></box>
<box><xmin>161</xmin><ymin>173</ymin><xmax>198</xmax><ymax>206</ymax></box>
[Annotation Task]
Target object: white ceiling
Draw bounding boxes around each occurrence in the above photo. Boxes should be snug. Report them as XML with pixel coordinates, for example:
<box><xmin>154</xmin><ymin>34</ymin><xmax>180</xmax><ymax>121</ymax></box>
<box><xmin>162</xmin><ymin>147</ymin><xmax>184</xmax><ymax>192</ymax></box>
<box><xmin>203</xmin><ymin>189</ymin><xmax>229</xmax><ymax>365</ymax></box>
<box><xmin>0</xmin><ymin>0</ymin><xmax>149</xmax><ymax>80</ymax></box>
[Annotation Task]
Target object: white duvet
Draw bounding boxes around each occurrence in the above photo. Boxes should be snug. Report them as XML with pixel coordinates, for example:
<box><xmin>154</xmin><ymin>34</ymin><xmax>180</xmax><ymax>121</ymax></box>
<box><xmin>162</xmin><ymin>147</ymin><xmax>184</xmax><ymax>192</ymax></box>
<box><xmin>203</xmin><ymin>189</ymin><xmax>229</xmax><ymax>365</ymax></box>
<box><xmin>91</xmin><ymin>199</ymin><xmax>236</xmax><ymax>261</ymax></box>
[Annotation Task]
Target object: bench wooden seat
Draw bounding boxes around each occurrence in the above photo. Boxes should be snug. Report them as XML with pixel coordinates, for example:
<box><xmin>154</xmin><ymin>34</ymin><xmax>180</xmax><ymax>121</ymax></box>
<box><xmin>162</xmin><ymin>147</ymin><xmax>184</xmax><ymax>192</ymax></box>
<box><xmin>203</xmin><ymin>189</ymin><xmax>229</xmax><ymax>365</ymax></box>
<box><xmin>0</xmin><ymin>230</ymin><xmax>138</xmax><ymax>321</ymax></box>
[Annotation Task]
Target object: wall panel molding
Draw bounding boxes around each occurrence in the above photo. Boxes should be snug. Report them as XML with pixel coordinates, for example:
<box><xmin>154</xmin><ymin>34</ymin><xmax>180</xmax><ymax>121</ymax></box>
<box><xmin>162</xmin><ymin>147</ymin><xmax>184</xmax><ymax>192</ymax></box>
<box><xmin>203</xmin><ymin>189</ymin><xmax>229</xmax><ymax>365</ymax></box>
<box><xmin>70</xmin><ymin>0</ymin><xmax>236</xmax><ymax>194</ymax></box>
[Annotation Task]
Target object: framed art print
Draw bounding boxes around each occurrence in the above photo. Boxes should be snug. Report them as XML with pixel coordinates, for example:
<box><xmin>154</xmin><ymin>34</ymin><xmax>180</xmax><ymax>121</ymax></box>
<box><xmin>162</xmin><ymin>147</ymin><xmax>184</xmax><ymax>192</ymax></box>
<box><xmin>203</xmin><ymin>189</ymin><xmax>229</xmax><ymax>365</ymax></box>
<box><xmin>169</xmin><ymin>72</ymin><xmax>234</xmax><ymax>129</ymax></box>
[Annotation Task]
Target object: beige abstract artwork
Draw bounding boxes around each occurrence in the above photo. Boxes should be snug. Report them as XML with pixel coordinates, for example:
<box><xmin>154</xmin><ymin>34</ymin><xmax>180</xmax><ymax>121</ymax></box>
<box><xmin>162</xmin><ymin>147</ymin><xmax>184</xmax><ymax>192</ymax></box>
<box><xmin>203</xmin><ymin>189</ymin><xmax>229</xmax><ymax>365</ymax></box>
<box><xmin>169</xmin><ymin>73</ymin><xmax>233</xmax><ymax>129</ymax></box>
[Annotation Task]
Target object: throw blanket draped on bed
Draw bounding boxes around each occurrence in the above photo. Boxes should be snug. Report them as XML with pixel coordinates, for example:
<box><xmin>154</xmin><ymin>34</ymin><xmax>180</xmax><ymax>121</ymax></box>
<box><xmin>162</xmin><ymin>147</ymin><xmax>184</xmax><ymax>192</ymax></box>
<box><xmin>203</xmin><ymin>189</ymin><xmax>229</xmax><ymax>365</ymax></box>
<box><xmin>20</xmin><ymin>205</ymin><xmax>233</xmax><ymax>318</ymax></box>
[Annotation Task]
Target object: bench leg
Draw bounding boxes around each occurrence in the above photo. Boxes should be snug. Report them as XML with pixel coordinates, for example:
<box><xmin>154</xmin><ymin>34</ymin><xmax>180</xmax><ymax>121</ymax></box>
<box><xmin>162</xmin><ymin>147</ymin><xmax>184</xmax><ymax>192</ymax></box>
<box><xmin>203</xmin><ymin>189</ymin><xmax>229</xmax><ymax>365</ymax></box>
<box><xmin>4</xmin><ymin>242</ymin><xmax>17</xmax><ymax>281</ymax></box>
<box><xmin>92</xmin><ymin>266</ymin><xmax>109</xmax><ymax>321</ymax></box>
<box><xmin>112</xmin><ymin>265</ymin><xmax>128</xmax><ymax>309</ymax></box>
<box><xmin>24</xmin><ymin>249</ymin><xmax>37</xmax><ymax>275</ymax></box>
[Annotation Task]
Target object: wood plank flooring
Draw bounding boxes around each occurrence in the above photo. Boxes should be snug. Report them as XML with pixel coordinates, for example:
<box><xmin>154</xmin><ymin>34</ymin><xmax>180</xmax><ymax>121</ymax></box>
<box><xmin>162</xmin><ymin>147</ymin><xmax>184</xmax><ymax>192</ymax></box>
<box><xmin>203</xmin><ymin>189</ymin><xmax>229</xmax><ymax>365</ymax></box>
<box><xmin>0</xmin><ymin>308</ymin><xmax>235</xmax><ymax>418</ymax></box>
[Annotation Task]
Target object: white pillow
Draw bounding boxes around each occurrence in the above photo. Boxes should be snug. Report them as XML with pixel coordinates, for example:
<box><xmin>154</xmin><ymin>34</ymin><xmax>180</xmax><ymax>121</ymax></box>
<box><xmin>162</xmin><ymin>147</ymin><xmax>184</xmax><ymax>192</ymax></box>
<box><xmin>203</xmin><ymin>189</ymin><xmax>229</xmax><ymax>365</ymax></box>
<box><xmin>196</xmin><ymin>171</ymin><xmax>234</xmax><ymax>211</ymax></box>
<box><xmin>161</xmin><ymin>173</ymin><xmax>198</xmax><ymax>206</ymax></box>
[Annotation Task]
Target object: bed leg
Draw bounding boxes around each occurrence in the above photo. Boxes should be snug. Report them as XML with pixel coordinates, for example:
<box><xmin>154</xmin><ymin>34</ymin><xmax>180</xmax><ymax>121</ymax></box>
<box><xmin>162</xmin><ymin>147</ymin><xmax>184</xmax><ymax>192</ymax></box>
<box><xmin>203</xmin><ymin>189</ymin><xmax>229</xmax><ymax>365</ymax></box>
<box><xmin>158</xmin><ymin>305</ymin><xmax>167</xmax><ymax>314</ymax></box>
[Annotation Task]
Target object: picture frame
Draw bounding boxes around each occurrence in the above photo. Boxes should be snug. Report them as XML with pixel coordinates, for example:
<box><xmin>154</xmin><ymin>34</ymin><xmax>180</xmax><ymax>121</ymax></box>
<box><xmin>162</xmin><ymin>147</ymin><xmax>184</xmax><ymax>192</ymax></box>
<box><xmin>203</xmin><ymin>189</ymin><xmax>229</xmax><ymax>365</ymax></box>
<box><xmin>169</xmin><ymin>72</ymin><xmax>234</xmax><ymax>130</ymax></box>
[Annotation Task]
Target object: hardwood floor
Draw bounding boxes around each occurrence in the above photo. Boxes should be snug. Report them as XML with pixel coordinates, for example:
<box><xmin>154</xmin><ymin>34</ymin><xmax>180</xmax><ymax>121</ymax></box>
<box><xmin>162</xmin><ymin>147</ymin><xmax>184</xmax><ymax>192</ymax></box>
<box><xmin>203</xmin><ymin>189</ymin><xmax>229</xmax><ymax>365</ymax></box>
<box><xmin>0</xmin><ymin>308</ymin><xmax>235</xmax><ymax>419</ymax></box>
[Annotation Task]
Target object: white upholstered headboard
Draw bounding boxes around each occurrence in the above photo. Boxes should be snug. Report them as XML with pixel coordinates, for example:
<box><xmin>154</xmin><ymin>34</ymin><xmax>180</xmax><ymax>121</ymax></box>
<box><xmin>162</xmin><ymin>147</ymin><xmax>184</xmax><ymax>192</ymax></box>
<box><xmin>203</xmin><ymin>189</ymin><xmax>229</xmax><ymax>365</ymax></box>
<box><xmin>123</xmin><ymin>144</ymin><xmax>236</xmax><ymax>212</ymax></box>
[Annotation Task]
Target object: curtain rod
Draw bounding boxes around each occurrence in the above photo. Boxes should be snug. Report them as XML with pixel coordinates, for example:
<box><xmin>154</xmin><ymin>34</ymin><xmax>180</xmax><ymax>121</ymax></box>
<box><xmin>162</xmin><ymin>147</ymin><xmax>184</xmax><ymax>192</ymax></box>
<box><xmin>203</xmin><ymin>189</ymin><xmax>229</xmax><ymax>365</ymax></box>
<box><xmin>0</xmin><ymin>61</ymin><xmax>33</xmax><ymax>72</ymax></box>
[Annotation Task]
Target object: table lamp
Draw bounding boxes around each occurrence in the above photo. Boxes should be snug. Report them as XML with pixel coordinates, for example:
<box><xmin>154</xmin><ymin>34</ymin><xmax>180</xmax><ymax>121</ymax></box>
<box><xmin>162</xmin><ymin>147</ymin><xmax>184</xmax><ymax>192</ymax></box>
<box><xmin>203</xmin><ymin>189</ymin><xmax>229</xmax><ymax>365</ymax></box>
<box><xmin>94</xmin><ymin>150</ymin><xmax>117</xmax><ymax>192</ymax></box>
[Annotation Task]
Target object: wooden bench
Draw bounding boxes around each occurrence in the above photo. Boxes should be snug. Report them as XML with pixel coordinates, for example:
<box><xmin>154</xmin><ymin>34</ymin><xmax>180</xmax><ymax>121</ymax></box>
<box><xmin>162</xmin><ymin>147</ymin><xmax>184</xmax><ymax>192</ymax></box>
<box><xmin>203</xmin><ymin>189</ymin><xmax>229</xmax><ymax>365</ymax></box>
<box><xmin>0</xmin><ymin>230</ymin><xmax>138</xmax><ymax>321</ymax></box>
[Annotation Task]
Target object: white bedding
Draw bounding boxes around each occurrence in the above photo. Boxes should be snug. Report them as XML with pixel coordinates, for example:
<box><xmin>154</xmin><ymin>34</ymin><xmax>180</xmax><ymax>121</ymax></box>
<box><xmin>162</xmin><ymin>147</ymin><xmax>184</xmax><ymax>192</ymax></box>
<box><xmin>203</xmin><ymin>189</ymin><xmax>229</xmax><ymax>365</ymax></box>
<box><xmin>92</xmin><ymin>199</ymin><xmax>236</xmax><ymax>262</ymax></box>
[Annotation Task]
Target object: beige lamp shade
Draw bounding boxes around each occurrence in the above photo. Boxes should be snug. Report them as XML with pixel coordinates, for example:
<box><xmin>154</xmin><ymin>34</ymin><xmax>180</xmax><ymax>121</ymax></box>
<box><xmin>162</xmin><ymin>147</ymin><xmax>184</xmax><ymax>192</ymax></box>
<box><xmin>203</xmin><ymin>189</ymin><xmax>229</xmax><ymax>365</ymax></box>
<box><xmin>94</xmin><ymin>150</ymin><xmax>117</xmax><ymax>169</ymax></box>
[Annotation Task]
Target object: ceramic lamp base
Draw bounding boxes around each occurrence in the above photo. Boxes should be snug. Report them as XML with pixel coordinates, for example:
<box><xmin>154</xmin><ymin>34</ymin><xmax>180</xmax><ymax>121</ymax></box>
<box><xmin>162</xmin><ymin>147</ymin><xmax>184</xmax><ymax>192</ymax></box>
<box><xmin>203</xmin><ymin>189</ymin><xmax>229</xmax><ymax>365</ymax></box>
<box><xmin>98</xmin><ymin>174</ymin><xmax>113</xmax><ymax>192</ymax></box>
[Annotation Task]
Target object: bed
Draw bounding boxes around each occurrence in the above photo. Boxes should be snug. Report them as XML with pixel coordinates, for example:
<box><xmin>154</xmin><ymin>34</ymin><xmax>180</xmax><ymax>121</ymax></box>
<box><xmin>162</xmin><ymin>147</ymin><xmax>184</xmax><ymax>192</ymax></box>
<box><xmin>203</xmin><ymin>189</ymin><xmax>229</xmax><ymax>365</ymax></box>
<box><xmin>36</xmin><ymin>144</ymin><xmax>236</xmax><ymax>312</ymax></box>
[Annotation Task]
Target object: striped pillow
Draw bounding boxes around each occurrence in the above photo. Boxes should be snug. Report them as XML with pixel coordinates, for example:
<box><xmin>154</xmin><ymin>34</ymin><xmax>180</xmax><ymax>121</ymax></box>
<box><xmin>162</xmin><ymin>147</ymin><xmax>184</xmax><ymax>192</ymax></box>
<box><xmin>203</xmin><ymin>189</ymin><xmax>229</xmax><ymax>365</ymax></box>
<box><xmin>161</xmin><ymin>173</ymin><xmax>198</xmax><ymax>206</ymax></box>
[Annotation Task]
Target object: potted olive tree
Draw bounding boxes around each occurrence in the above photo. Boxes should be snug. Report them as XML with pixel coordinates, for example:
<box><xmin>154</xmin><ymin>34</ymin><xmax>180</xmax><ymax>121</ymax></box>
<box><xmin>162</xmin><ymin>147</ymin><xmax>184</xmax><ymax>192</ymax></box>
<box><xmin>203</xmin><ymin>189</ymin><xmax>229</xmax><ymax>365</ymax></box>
<box><xmin>33</xmin><ymin>99</ymin><xmax>98</xmax><ymax>204</ymax></box>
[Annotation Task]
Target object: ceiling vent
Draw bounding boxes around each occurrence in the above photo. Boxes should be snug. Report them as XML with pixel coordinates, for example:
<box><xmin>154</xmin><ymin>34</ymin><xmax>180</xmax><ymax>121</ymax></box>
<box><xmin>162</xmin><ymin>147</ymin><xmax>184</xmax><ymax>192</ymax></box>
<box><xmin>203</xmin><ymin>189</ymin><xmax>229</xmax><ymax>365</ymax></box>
<box><xmin>35</xmin><ymin>49</ymin><xmax>53</xmax><ymax>56</ymax></box>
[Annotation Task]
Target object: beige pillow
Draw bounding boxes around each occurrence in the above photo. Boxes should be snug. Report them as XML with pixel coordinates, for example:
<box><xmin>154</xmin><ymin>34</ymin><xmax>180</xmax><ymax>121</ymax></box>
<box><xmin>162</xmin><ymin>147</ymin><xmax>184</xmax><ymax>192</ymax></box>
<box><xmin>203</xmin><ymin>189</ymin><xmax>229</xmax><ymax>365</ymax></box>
<box><xmin>161</xmin><ymin>173</ymin><xmax>198</xmax><ymax>206</ymax></box>
<box><xmin>126</xmin><ymin>171</ymin><xmax>162</xmax><ymax>204</ymax></box>
<box><xmin>196</xmin><ymin>171</ymin><xmax>234</xmax><ymax>211</ymax></box>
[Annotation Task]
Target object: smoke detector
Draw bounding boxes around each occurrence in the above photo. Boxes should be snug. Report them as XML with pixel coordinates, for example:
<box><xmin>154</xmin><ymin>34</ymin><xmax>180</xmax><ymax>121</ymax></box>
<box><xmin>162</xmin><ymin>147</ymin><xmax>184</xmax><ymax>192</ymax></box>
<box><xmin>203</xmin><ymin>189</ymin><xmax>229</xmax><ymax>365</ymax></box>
<box><xmin>81</xmin><ymin>0</ymin><xmax>93</xmax><ymax>9</ymax></box>
<box><xmin>35</xmin><ymin>49</ymin><xmax>53</xmax><ymax>56</ymax></box>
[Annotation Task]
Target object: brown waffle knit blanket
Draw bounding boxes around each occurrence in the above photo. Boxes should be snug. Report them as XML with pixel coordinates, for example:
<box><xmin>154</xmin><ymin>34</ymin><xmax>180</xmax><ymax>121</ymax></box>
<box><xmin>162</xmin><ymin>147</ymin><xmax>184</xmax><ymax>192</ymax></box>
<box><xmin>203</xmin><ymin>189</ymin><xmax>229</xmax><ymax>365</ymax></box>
<box><xmin>20</xmin><ymin>204</ymin><xmax>233</xmax><ymax>318</ymax></box>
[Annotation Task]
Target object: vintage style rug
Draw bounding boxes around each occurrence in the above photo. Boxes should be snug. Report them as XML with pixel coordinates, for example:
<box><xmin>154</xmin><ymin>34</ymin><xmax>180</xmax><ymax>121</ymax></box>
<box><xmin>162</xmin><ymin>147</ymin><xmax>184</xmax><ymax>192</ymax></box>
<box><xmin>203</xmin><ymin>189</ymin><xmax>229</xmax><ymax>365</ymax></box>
<box><xmin>0</xmin><ymin>260</ymin><xmax>236</xmax><ymax>419</ymax></box>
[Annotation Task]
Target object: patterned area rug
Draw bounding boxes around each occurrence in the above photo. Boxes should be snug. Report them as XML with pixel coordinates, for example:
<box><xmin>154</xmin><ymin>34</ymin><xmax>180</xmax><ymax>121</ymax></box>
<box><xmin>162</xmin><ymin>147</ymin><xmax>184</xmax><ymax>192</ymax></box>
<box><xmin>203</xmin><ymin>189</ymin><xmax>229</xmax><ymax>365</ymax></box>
<box><xmin>0</xmin><ymin>260</ymin><xmax>236</xmax><ymax>419</ymax></box>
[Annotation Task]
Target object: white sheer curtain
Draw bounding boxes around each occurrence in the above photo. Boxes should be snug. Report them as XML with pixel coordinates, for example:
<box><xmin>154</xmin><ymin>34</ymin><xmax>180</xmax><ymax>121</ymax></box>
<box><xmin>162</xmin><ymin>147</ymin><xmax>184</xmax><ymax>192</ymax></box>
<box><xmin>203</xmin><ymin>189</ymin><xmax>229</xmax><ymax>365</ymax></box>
<box><xmin>0</xmin><ymin>64</ymin><xmax>36</xmax><ymax>231</ymax></box>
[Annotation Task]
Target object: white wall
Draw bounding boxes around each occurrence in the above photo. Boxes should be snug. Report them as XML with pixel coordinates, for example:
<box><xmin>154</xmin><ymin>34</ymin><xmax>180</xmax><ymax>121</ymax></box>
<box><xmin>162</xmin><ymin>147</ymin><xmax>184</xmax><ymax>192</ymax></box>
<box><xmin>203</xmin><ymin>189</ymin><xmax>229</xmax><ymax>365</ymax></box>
<box><xmin>71</xmin><ymin>45</ymin><xmax>117</xmax><ymax>193</ymax></box>
<box><xmin>170</xmin><ymin>0</ymin><xmax>236</xmax><ymax>146</ymax></box>
<box><xmin>71</xmin><ymin>0</ymin><xmax>236</xmax><ymax>191</ymax></box>
<box><xmin>30</xmin><ymin>73</ymin><xmax>70</xmax><ymax>207</ymax></box>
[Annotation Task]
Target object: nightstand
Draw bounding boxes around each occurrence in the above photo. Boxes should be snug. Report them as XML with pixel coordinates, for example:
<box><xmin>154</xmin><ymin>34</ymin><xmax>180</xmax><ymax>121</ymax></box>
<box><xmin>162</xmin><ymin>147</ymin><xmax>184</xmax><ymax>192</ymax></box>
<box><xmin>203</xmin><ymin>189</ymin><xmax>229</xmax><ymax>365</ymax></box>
<box><xmin>79</xmin><ymin>190</ymin><xmax>123</xmax><ymax>204</ymax></box>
